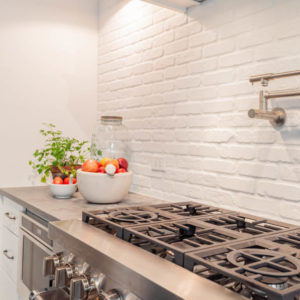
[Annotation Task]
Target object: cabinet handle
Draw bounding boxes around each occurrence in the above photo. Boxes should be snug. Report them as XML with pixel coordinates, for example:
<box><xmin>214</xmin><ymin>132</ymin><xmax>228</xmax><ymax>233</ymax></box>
<box><xmin>3</xmin><ymin>250</ymin><xmax>14</xmax><ymax>260</ymax></box>
<box><xmin>4</xmin><ymin>212</ymin><xmax>16</xmax><ymax>220</ymax></box>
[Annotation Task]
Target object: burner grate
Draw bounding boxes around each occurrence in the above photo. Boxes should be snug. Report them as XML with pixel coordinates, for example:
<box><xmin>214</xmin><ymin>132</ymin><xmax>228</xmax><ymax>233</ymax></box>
<box><xmin>193</xmin><ymin>212</ymin><xmax>296</xmax><ymax>238</ymax></box>
<box><xmin>148</xmin><ymin>201</ymin><xmax>231</xmax><ymax>218</ymax></box>
<box><xmin>82</xmin><ymin>206</ymin><xmax>178</xmax><ymax>238</ymax></box>
<box><xmin>185</xmin><ymin>239</ymin><xmax>300</xmax><ymax>300</ymax></box>
<box><xmin>123</xmin><ymin>220</ymin><xmax>242</xmax><ymax>266</ymax></box>
<box><xmin>265</xmin><ymin>229</ymin><xmax>300</xmax><ymax>251</ymax></box>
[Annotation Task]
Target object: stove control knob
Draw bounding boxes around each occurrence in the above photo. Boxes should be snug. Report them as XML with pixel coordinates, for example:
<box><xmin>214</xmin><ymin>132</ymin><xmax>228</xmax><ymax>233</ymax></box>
<box><xmin>99</xmin><ymin>289</ymin><xmax>123</xmax><ymax>300</ymax></box>
<box><xmin>43</xmin><ymin>253</ymin><xmax>62</xmax><ymax>277</ymax></box>
<box><xmin>55</xmin><ymin>265</ymin><xmax>74</xmax><ymax>288</ymax></box>
<box><xmin>70</xmin><ymin>276</ymin><xmax>90</xmax><ymax>300</ymax></box>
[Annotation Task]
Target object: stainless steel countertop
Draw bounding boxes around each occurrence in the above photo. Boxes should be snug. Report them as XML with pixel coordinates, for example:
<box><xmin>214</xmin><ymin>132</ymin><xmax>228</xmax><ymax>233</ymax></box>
<box><xmin>0</xmin><ymin>186</ymin><xmax>165</xmax><ymax>222</ymax></box>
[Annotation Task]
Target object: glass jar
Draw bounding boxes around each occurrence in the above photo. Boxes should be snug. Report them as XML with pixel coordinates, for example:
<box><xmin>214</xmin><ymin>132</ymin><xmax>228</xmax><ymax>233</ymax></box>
<box><xmin>90</xmin><ymin>116</ymin><xmax>130</xmax><ymax>163</ymax></box>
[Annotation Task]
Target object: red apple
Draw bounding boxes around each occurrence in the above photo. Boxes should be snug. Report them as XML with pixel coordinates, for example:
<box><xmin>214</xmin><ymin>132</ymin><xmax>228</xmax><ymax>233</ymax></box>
<box><xmin>117</xmin><ymin>168</ymin><xmax>126</xmax><ymax>173</ymax></box>
<box><xmin>97</xmin><ymin>166</ymin><xmax>106</xmax><ymax>173</ymax></box>
<box><xmin>82</xmin><ymin>160</ymin><xmax>99</xmax><ymax>172</ymax></box>
<box><xmin>117</xmin><ymin>158</ymin><xmax>128</xmax><ymax>170</ymax></box>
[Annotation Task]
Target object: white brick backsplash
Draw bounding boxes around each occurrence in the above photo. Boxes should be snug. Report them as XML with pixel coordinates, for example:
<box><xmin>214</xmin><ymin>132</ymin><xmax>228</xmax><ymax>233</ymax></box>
<box><xmin>201</xmin><ymin>187</ymin><xmax>234</xmax><ymax>207</ymax></box>
<box><xmin>143</xmin><ymin>71</ymin><xmax>164</xmax><ymax>83</ymax></box>
<box><xmin>174</xmin><ymin>76</ymin><xmax>201</xmax><ymax>90</ymax></box>
<box><xmin>203</xmin><ymin>39</ymin><xmax>235</xmax><ymax>58</ymax></box>
<box><xmin>279</xmin><ymin>164</ymin><xmax>300</xmax><ymax>182</ymax></box>
<box><xmin>188</xmin><ymin>172</ymin><xmax>217</xmax><ymax>187</ymax></box>
<box><xmin>133</xmin><ymin>63</ymin><xmax>153</xmax><ymax>75</ymax></box>
<box><xmin>219</xmin><ymin>50</ymin><xmax>253</xmax><ymax>68</ymax></box>
<box><xmin>98</xmin><ymin>0</ymin><xmax>300</xmax><ymax>224</ymax></box>
<box><xmin>165</xmin><ymin>65</ymin><xmax>188</xmax><ymax>79</ymax></box>
<box><xmin>202</xmin><ymin>129</ymin><xmax>234</xmax><ymax>143</ymax></box>
<box><xmin>154</xmin><ymin>56</ymin><xmax>175</xmax><ymax>70</ymax></box>
<box><xmin>238</xmin><ymin>28</ymin><xmax>273</xmax><ymax>49</ymax></box>
<box><xmin>218</xmin><ymin>176</ymin><xmax>255</xmax><ymax>194</ymax></box>
<box><xmin>176</xmin><ymin>48</ymin><xmax>202</xmax><ymax>65</ymax></box>
<box><xmin>153</xmin><ymin>31</ymin><xmax>174</xmax><ymax>47</ymax></box>
<box><xmin>238</xmin><ymin>162</ymin><xmax>277</xmax><ymax>179</ymax></box>
<box><xmin>188</xmin><ymin>115</ymin><xmax>218</xmax><ymax>128</ymax></box>
<box><xmin>164</xmin><ymin>39</ymin><xmax>188</xmax><ymax>55</ymax></box>
<box><xmin>190</xmin><ymin>144</ymin><xmax>219</xmax><ymax>158</ymax></box>
<box><xmin>202</xmin><ymin>70</ymin><xmax>235</xmax><ymax>86</ymax></box>
<box><xmin>279</xmin><ymin>201</ymin><xmax>300</xmax><ymax>222</ymax></box>
<box><xmin>190</xmin><ymin>30</ymin><xmax>217</xmax><ymax>48</ymax></box>
<box><xmin>143</xmin><ymin>48</ymin><xmax>164</xmax><ymax>61</ymax></box>
<box><xmin>257</xmin><ymin>181</ymin><xmax>300</xmax><ymax>201</ymax></box>
<box><xmin>234</xmin><ymin>194</ymin><xmax>280</xmax><ymax>217</ymax></box>
<box><xmin>202</xmin><ymin>159</ymin><xmax>236</xmax><ymax>174</ymax></box>
<box><xmin>164</xmin><ymin>14</ymin><xmax>187</xmax><ymax>31</ymax></box>
<box><xmin>221</xmin><ymin>145</ymin><xmax>256</xmax><ymax>160</ymax></box>
<box><xmin>258</xmin><ymin>147</ymin><xmax>293</xmax><ymax>163</ymax></box>
<box><xmin>189</xmin><ymin>58</ymin><xmax>217</xmax><ymax>75</ymax></box>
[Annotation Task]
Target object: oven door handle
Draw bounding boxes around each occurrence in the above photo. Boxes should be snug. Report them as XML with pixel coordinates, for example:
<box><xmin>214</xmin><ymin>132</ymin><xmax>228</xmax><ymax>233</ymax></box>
<box><xmin>20</xmin><ymin>227</ymin><xmax>53</xmax><ymax>255</ymax></box>
<box><xmin>20</xmin><ymin>212</ymin><xmax>53</xmax><ymax>251</ymax></box>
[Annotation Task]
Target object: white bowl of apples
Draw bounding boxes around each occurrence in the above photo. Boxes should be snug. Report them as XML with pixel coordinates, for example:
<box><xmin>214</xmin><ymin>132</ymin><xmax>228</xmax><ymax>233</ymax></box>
<box><xmin>77</xmin><ymin>158</ymin><xmax>133</xmax><ymax>204</ymax></box>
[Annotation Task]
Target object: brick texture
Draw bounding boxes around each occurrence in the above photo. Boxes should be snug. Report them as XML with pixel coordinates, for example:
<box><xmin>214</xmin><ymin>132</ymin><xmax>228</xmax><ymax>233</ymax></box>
<box><xmin>98</xmin><ymin>0</ymin><xmax>300</xmax><ymax>225</ymax></box>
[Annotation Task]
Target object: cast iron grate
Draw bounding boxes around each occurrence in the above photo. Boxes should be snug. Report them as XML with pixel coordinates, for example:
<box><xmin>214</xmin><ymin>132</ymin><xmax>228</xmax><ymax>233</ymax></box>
<box><xmin>148</xmin><ymin>201</ymin><xmax>231</xmax><ymax>218</ymax></box>
<box><xmin>123</xmin><ymin>220</ymin><xmax>243</xmax><ymax>266</ymax></box>
<box><xmin>265</xmin><ymin>229</ymin><xmax>300</xmax><ymax>251</ymax></box>
<box><xmin>192</xmin><ymin>212</ymin><xmax>297</xmax><ymax>238</ymax></box>
<box><xmin>185</xmin><ymin>239</ymin><xmax>300</xmax><ymax>300</ymax></box>
<box><xmin>82</xmin><ymin>206</ymin><xmax>178</xmax><ymax>238</ymax></box>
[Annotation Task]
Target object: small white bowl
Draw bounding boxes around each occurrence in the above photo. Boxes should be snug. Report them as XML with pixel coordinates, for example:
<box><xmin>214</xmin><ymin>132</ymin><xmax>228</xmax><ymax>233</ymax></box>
<box><xmin>77</xmin><ymin>169</ymin><xmax>133</xmax><ymax>204</ymax></box>
<box><xmin>49</xmin><ymin>183</ymin><xmax>77</xmax><ymax>199</ymax></box>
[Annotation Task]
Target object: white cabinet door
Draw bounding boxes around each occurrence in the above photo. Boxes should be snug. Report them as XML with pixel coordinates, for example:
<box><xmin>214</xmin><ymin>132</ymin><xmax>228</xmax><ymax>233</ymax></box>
<box><xmin>0</xmin><ymin>226</ymin><xmax>19</xmax><ymax>283</ymax></box>
<box><xmin>0</xmin><ymin>266</ymin><xmax>18</xmax><ymax>300</ymax></box>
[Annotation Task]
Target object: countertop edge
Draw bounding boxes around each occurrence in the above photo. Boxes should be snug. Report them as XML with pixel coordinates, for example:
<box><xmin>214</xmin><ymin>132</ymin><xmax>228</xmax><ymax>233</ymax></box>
<box><xmin>0</xmin><ymin>187</ymin><xmax>59</xmax><ymax>222</ymax></box>
<box><xmin>0</xmin><ymin>186</ymin><xmax>166</xmax><ymax>223</ymax></box>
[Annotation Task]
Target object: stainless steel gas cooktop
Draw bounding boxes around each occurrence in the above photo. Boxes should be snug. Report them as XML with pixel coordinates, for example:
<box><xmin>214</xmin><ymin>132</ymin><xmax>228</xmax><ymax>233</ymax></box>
<box><xmin>82</xmin><ymin>201</ymin><xmax>299</xmax><ymax>300</ymax></box>
<box><xmin>32</xmin><ymin>201</ymin><xmax>299</xmax><ymax>300</ymax></box>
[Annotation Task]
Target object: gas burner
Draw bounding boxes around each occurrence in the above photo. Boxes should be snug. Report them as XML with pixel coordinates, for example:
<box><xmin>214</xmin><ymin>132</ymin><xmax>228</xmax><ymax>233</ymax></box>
<box><xmin>194</xmin><ymin>213</ymin><xmax>296</xmax><ymax>238</ymax></box>
<box><xmin>185</xmin><ymin>239</ymin><xmax>300</xmax><ymax>300</ymax></box>
<box><xmin>108</xmin><ymin>210</ymin><xmax>158</xmax><ymax>224</ymax></box>
<box><xmin>124</xmin><ymin>220</ymin><xmax>241</xmax><ymax>266</ymax></box>
<box><xmin>82</xmin><ymin>206</ymin><xmax>177</xmax><ymax>238</ymax></box>
<box><xmin>264</xmin><ymin>277</ymin><xmax>288</xmax><ymax>290</ymax></box>
<box><xmin>148</xmin><ymin>201</ymin><xmax>230</xmax><ymax>218</ymax></box>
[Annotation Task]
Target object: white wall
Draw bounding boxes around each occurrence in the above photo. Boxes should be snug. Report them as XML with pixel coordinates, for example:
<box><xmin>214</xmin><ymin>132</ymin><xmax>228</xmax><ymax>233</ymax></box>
<box><xmin>97</xmin><ymin>0</ymin><xmax>300</xmax><ymax>224</ymax></box>
<box><xmin>0</xmin><ymin>0</ymin><xmax>98</xmax><ymax>187</ymax></box>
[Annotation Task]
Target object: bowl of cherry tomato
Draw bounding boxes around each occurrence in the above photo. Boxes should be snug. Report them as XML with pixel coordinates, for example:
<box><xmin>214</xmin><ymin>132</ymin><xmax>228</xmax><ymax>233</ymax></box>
<box><xmin>50</xmin><ymin>176</ymin><xmax>77</xmax><ymax>199</ymax></box>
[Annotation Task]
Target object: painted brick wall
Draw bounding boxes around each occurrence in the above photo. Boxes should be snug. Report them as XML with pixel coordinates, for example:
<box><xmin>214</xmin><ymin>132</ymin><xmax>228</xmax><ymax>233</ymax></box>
<box><xmin>98</xmin><ymin>0</ymin><xmax>300</xmax><ymax>224</ymax></box>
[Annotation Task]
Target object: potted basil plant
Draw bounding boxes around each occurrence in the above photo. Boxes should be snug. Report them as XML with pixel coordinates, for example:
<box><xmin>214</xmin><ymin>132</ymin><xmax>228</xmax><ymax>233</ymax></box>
<box><xmin>29</xmin><ymin>123</ymin><xmax>89</xmax><ymax>183</ymax></box>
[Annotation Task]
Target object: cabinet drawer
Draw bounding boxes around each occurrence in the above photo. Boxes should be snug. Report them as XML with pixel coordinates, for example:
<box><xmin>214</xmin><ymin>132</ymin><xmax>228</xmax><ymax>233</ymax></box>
<box><xmin>3</xmin><ymin>196</ymin><xmax>24</xmax><ymax>237</ymax></box>
<box><xmin>0</xmin><ymin>226</ymin><xmax>19</xmax><ymax>283</ymax></box>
